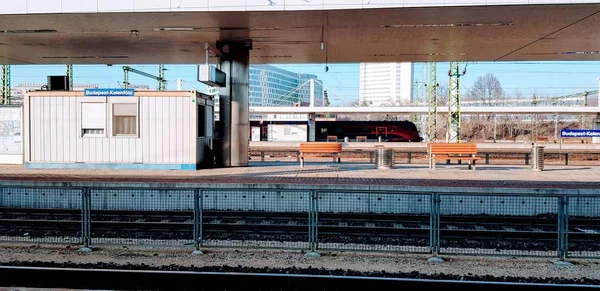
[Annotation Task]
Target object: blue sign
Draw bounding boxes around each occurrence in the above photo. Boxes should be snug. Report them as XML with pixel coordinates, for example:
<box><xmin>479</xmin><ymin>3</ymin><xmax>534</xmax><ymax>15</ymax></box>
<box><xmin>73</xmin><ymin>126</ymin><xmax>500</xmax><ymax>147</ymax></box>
<box><xmin>560</xmin><ymin>129</ymin><xmax>600</xmax><ymax>138</ymax></box>
<box><xmin>84</xmin><ymin>88</ymin><xmax>135</xmax><ymax>97</ymax></box>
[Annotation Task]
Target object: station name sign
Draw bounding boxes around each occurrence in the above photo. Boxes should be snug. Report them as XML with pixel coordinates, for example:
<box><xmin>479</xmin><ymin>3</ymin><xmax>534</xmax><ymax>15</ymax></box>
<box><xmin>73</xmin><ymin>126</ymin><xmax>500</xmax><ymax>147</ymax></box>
<box><xmin>560</xmin><ymin>129</ymin><xmax>600</xmax><ymax>138</ymax></box>
<box><xmin>84</xmin><ymin>88</ymin><xmax>135</xmax><ymax>97</ymax></box>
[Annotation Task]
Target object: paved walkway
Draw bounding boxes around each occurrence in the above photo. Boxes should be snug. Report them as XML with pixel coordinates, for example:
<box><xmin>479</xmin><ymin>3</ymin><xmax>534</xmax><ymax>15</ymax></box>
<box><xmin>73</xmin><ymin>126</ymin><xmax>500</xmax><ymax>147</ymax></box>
<box><xmin>1</xmin><ymin>162</ymin><xmax>600</xmax><ymax>189</ymax></box>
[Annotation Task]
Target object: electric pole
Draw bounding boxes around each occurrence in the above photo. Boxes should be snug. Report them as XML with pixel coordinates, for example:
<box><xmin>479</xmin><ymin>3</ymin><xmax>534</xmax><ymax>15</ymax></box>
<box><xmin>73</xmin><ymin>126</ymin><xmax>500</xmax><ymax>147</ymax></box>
<box><xmin>158</xmin><ymin>64</ymin><xmax>167</xmax><ymax>91</ymax></box>
<box><xmin>123</xmin><ymin>65</ymin><xmax>167</xmax><ymax>90</ymax></box>
<box><xmin>447</xmin><ymin>62</ymin><xmax>465</xmax><ymax>143</ymax></box>
<box><xmin>0</xmin><ymin>65</ymin><xmax>9</xmax><ymax>104</ymax></box>
<box><xmin>427</xmin><ymin>62</ymin><xmax>438</xmax><ymax>142</ymax></box>
<box><xmin>66</xmin><ymin>64</ymin><xmax>73</xmax><ymax>90</ymax></box>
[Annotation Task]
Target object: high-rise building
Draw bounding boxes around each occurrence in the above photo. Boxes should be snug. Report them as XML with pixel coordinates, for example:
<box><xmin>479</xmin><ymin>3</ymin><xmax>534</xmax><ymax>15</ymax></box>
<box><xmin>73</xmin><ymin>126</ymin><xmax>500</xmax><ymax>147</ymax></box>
<box><xmin>249</xmin><ymin>65</ymin><xmax>323</xmax><ymax>107</ymax></box>
<box><xmin>359</xmin><ymin>62</ymin><xmax>414</xmax><ymax>106</ymax></box>
<box><xmin>210</xmin><ymin>65</ymin><xmax>324</xmax><ymax>120</ymax></box>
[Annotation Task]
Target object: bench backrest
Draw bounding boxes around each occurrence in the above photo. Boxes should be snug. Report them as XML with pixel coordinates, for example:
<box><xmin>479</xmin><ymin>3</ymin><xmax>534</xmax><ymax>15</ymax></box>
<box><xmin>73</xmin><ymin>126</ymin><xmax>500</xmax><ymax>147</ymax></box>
<box><xmin>429</xmin><ymin>143</ymin><xmax>477</xmax><ymax>155</ymax></box>
<box><xmin>300</xmin><ymin>142</ymin><xmax>342</xmax><ymax>153</ymax></box>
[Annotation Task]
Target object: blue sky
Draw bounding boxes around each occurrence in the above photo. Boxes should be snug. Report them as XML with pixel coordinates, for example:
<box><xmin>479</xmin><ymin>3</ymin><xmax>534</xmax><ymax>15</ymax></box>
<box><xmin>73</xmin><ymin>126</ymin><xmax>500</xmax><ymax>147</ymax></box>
<box><xmin>9</xmin><ymin>61</ymin><xmax>600</xmax><ymax>106</ymax></box>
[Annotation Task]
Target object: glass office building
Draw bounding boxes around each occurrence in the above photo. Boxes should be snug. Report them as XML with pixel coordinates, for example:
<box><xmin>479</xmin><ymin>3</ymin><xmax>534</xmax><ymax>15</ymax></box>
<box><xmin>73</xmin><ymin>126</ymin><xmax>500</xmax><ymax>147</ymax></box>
<box><xmin>210</xmin><ymin>64</ymin><xmax>324</xmax><ymax>110</ymax></box>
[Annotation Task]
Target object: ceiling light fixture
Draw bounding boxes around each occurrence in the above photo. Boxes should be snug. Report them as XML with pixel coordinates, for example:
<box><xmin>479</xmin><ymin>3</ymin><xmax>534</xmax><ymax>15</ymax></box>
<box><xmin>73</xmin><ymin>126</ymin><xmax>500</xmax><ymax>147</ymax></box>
<box><xmin>154</xmin><ymin>27</ymin><xmax>195</xmax><ymax>31</ymax></box>
<box><xmin>42</xmin><ymin>56</ymin><xmax>129</xmax><ymax>59</ymax></box>
<box><xmin>379</xmin><ymin>21</ymin><xmax>514</xmax><ymax>28</ymax></box>
<box><xmin>0</xmin><ymin>29</ymin><xmax>57</xmax><ymax>34</ymax></box>
<box><xmin>369</xmin><ymin>52</ymin><xmax>466</xmax><ymax>57</ymax></box>
<box><xmin>562</xmin><ymin>51</ymin><xmax>600</xmax><ymax>55</ymax></box>
<box><xmin>154</xmin><ymin>27</ymin><xmax>280</xmax><ymax>32</ymax></box>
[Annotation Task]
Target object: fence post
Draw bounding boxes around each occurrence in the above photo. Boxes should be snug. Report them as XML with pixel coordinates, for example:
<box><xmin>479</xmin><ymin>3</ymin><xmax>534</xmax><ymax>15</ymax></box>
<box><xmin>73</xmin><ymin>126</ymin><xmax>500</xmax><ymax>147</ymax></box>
<box><xmin>78</xmin><ymin>187</ymin><xmax>92</xmax><ymax>253</ymax></box>
<box><xmin>428</xmin><ymin>193</ymin><xmax>443</xmax><ymax>263</ymax></box>
<box><xmin>192</xmin><ymin>188</ymin><xmax>203</xmax><ymax>255</ymax></box>
<box><xmin>554</xmin><ymin>195</ymin><xmax>572</xmax><ymax>265</ymax></box>
<box><xmin>305</xmin><ymin>190</ymin><xmax>320</xmax><ymax>258</ymax></box>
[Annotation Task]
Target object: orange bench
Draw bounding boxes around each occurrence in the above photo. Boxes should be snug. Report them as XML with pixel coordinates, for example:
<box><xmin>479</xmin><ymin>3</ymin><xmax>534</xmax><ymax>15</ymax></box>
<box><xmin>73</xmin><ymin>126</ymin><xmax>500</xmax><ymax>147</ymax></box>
<box><xmin>299</xmin><ymin>142</ymin><xmax>342</xmax><ymax>167</ymax></box>
<box><xmin>428</xmin><ymin>143</ymin><xmax>479</xmax><ymax>170</ymax></box>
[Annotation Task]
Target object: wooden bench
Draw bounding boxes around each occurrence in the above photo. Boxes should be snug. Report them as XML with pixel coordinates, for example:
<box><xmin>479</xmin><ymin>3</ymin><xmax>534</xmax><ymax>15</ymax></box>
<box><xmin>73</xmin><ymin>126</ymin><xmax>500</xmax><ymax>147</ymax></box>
<box><xmin>428</xmin><ymin>143</ymin><xmax>479</xmax><ymax>170</ymax></box>
<box><xmin>299</xmin><ymin>142</ymin><xmax>342</xmax><ymax>167</ymax></box>
<box><xmin>327</xmin><ymin>135</ymin><xmax>338</xmax><ymax>142</ymax></box>
<box><xmin>356</xmin><ymin>136</ymin><xmax>367</xmax><ymax>142</ymax></box>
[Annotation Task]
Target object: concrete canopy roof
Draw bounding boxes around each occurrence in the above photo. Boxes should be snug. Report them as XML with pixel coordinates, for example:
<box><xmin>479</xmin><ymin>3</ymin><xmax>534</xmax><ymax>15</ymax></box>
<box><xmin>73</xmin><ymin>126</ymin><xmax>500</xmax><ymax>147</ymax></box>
<box><xmin>1</xmin><ymin>4</ymin><xmax>600</xmax><ymax>64</ymax></box>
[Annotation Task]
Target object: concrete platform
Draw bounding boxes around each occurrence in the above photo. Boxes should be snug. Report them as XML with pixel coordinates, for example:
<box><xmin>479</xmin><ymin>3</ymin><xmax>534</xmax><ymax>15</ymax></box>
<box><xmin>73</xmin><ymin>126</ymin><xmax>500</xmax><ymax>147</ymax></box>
<box><xmin>0</xmin><ymin>162</ymin><xmax>599</xmax><ymax>190</ymax></box>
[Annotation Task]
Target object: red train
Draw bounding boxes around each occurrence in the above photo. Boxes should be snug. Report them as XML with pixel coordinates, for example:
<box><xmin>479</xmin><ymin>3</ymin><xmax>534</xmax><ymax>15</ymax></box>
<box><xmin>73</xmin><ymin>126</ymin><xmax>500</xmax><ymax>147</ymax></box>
<box><xmin>315</xmin><ymin>120</ymin><xmax>423</xmax><ymax>142</ymax></box>
<box><xmin>248</xmin><ymin>120</ymin><xmax>423</xmax><ymax>142</ymax></box>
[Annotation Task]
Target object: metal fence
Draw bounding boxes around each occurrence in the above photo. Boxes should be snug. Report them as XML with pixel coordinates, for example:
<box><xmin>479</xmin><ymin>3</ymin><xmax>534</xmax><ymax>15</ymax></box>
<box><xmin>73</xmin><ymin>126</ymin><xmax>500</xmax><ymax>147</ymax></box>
<box><xmin>1</xmin><ymin>185</ymin><xmax>599</xmax><ymax>261</ymax></box>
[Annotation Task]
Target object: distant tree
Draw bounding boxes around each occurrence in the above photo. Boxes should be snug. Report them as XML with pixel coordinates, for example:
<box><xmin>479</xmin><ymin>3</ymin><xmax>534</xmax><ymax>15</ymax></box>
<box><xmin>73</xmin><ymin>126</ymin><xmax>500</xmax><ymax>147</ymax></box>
<box><xmin>468</xmin><ymin>73</ymin><xmax>504</xmax><ymax>106</ymax></box>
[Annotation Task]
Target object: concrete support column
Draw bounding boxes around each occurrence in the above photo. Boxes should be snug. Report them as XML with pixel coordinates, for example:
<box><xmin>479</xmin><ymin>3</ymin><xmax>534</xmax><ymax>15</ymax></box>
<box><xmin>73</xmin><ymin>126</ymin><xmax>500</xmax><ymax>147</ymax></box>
<box><xmin>309</xmin><ymin>113</ymin><xmax>316</xmax><ymax>142</ymax></box>
<box><xmin>218</xmin><ymin>43</ymin><xmax>250</xmax><ymax>167</ymax></box>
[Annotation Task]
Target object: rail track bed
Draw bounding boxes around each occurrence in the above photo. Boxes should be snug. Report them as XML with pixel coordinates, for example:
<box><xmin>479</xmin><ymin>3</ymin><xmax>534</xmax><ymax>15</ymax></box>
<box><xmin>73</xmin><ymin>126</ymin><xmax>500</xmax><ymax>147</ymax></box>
<box><xmin>1</xmin><ymin>208</ymin><xmax>599</xmax><ymax>251</ymax></box>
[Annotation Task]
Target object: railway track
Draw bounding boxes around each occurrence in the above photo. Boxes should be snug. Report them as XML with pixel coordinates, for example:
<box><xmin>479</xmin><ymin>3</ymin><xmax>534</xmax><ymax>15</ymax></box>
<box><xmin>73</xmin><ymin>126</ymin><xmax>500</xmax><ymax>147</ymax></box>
<box><xmin>1</xmin><ymin>208</ymin><xmax>599</xmax><ymax>250</ymax></box>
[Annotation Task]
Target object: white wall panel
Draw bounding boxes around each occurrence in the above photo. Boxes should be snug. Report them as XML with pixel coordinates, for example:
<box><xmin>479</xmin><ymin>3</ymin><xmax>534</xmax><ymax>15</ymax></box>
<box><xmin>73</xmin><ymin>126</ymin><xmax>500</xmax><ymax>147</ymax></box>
<box><xmin>115</xmin><ymin>138</ymin><xmax>123</xmax><ymax>162</ymax></box>
<box><xmin>188</xmin><ymin>96</ymin><xmax>195</xmax><ymax>163</ymax></box>
<box><xmin>55</xmin><ymin>98</ymin><xmax>63</xmax><ymax>162</ymax></box>
<box><xmin>445</xmin><ymin>0</ymin><xmax>490</xmax><ymax>5</ymax></box>
<box><xmin>182</xmin><ymin>97</ymin><xmax>191</xmax><ymax>162</ymax></box>
<box><xmin>176</xmin><ymin>98</ymin><xmax>184</xmax><ymax>163</ymax></box>
<box><xmin>209</xmin><ymin>0</ymin><xmax>246</xmax><ymax>11</ymax></box>
<box><xmin>169</xmin><ymin>99</ymin><xmax>177</xmax><ymax>163</ymax></box>
<box><xmin>487</xmin><ymin>0</ymin><xmax>529</xmax><ymax>4</ymax></box>
<box><xmin>42</xmin><ymin>97</ymin><xmax>51</xmax><ymax>162</ymax></box>
<box><xmin>170</xmin><ymin>0</ymin><xmax>209</xmax><ymax>11</ymax></box>
<box><xmin>62</xmin><ymin>0</ymin><xmax>98</xmax><ymax>12</ymax></box>
<box><xmin>83</xmin><ymin>138</ymin><xmax>90</xmax><ymax>162</ymax></box>
<box><xmin>98</xmin><ymin>0</ymin><xmax>134</xmax><ymax>12</ymax></box>
<box><xmin>285</xmin><ymin>0</ymin><xmax>324</xmax><ymax>10</ymax></box>
<box><xmin>102</xmin><ymin>139</ymin><xmax>110</xmax><ymax>163</ymax></box>
<box><xmin>26</xmin><ymin>0</ymin><xmax>62</xmax><ymax>14</ymax></box>
<box><xmin>31</xmin><ymin>98</ymin><xmax>41</xmax><ymax>161</ymax></box>
<box><xmin>50</xmin><ymin>98</ymin><xmax>57</xmax><ymax>162</ymax></box>
<box><xmin>364</xmin><ymin>0</ymin><xmax>404</xmax><ymax>8</ymax></box>
<box><xmin>324</xmin><ymin>0</ymin><xmax>362</xmax><ymax>9</ymax></box>
<box><xmin>68</xmin><ymin>98</ymin><xmax>77</xmax><ymax>162</ymax></box>
<box><xmin>97</xmin><ymin>138</ymin><xmax>105</xmax><ymax>162</ymax></box>
<box><xmin>247</xmin><ymin>0</ymin><xmax>284</xmax><ymax>11</ymax></box>
<box><xmin>156</xmin><ymin>99</ymin><xmax>164</xmax><ymax>163</ymax></box>
<box><xmin>134</xmin><ymin>0</ymin><xmax>170</xmax><ymax>11</ymax></box>
<box><xmin>128</xmin><ymin>138</ymin><xmax>136</xmax><ymax>163</ymax></box>
<box><xmin>146</xmin><ymin>98</ymin><xmax>156</xmax><ymax>163</ymax></box>
<box><xmin>1</xmin><ymin>1</ymin><xmax>27</xmax><ymax>14</ymax></box>
<box><xmin>404</xmin><ymin>0</ymin><xmax>446</xmax><ymax>7</ymax></box>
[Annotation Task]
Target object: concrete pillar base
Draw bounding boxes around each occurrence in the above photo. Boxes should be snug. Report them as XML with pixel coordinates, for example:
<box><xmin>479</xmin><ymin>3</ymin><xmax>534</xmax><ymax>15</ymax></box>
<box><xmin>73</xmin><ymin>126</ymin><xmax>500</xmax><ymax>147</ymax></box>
<box><xmin>77</xmin><ymin>247</ymin><xmax>92</xmax><ymax>253</ymax></box>
<box><xmin>304</xmin><ymin>252</ymin><xmax>321</xmax><ymax>258</ymax></box>
<box><xmin>427</xmin><ymin>256</ymin><xmax>445</xmax><ymax>263</ymax></box>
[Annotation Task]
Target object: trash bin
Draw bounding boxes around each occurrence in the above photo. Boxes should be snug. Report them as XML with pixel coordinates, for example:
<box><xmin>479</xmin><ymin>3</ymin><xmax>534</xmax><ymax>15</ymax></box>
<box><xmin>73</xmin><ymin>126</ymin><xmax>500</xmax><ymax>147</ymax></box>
<box><xmin>531</xmin><ymin>144</ymin><xmax>545</xmax><ymax>171</ymax></box>
<box><xmin>375</xmin><ymin>147</ymin><xmax>395</xmax><ymax>169</ymax></box>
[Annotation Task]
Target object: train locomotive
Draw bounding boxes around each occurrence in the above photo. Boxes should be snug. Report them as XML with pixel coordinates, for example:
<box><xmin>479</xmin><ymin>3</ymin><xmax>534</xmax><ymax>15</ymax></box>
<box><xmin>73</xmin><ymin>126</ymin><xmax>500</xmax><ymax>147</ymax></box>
<box><xmin>248</xmin><ymin>120</ymin><xmax>423</xmax><ymax>142</ymax></box>
<box><xmin>315</xmin><ymin>120</ymin><xmax>423</xmax><ymax>142</ymax></box>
